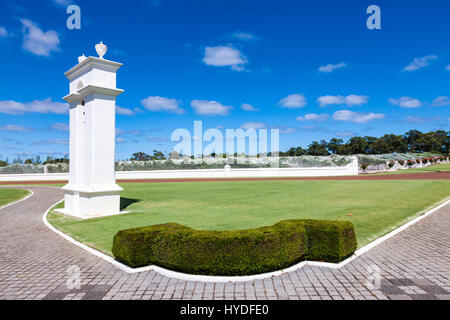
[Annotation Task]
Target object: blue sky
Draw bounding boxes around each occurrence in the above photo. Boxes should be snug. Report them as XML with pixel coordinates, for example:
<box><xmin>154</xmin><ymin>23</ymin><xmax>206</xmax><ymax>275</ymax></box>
<box><xmin>0</xmin><ymin>0</ymin><xmax>449</xmax><ymax>160</ymax></box>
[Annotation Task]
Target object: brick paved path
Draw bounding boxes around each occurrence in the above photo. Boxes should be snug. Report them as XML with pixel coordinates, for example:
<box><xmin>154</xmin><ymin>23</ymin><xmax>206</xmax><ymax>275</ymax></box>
<box><xmin>0</xmin><ymin>186</ymin><xmax>449</xmax><ymax>300</ymax></box>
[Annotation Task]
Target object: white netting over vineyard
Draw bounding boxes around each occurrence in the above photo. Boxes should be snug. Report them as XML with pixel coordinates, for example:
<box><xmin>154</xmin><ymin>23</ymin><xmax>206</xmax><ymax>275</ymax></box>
<box><xmin>114</xmin><ymin>155</ymin><xmax>353</xmax><ymax>171</ymax></box>
<box><xmin>1</xmin><ymin>152</ymin><xmax>446</xmax><ymax>174</ymax></box>
<box><xmin>356</xmin><ymin>152</ymin><xmax>447</xmax><ymax>171</ymax></box>
<box><xmin>0</xmin><ymin>163</ymin><xmax>69</xmax><ymax>174</ymax></box>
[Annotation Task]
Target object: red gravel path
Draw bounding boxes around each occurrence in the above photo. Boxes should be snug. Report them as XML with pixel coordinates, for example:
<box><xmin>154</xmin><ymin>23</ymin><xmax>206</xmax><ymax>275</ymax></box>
<box><xmin>0</xmin><ymin>171</ymin><xmax>448</xmax><ymax>185</ymax></box>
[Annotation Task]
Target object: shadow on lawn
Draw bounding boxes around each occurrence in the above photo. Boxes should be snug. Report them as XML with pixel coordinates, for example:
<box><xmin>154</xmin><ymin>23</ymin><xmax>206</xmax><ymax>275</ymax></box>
<box><xmin>120</xmin><ymin>197</ymin><xmax>141</xmax><ymax>211</ymax></box>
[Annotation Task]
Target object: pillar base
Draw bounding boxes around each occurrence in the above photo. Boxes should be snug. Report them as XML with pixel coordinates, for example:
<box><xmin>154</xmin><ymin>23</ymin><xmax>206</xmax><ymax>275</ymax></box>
<box><xmin>56</xmin><ymin>184</ymin><xmax>124</xmax><ymax>219</ymax></box>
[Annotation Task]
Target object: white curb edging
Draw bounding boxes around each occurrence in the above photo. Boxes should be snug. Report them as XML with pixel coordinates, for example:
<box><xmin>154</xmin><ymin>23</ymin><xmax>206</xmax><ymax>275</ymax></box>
<box><xmin>42</xmin><ymin>196</ymin><xmax>450</xmax><ymax>282</ymax></box>
<box><xmin>0</xmin><ymin>189</ymin><xmax>34</xmax><ymax>211</ymax></box>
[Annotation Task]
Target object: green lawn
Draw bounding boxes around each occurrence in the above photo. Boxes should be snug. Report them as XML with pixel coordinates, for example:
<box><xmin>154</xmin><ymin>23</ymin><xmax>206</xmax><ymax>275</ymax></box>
<box><xmin>47</xmin><ymin>179</ymin><xmax>450</xmax><ymax>256</ymax></box>
<box><xmin>378</xmin><ymin>162</ymin><xmax>450</xmax><ymax>175</ymax></box>
<box><xmin>0</xmin><ymin>188</ymin><xmax>30</xmax><ymax>207</ymax></box>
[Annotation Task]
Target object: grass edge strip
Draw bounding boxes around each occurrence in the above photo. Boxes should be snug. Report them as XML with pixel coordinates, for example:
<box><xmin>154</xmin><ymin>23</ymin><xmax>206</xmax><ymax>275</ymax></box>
<box><xmin>43</xmin><ymin>197</ymin><xmax>450</xmax><ymax>282</ymax></box>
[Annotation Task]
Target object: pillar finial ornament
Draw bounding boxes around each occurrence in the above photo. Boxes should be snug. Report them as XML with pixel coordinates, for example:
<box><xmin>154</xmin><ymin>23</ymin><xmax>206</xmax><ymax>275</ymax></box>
<box><xmin>78</xmin><ymin>54</ymin><xmax>87</xmax><ymax>63</ymax></box>
<box><xmin>95</xmin><ymin>41</ymin><xmax>107</xmax><ymax>59</ymax></box>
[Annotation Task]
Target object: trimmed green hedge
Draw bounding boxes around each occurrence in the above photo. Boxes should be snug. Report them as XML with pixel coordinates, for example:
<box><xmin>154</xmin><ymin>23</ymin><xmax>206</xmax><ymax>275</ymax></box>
<box><xmin>112</xmin><ymin>219</ymin><xmax>357</xmax><ymax>276</ymax></box>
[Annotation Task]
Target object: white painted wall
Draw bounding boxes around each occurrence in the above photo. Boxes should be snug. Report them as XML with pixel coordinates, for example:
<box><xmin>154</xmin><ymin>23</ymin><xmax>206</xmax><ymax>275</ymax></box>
<box><xmin>0</xmin><ymin>157</ymin><xmax>359</xmax><ymax>181</ymax></box>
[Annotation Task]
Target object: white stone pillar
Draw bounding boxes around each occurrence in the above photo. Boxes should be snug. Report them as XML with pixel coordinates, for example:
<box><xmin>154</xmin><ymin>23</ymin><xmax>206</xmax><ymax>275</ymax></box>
<box><xmin>56</xmin><ymin>42</ymin><xmax>123</xmax><ymax>219</ymax></box>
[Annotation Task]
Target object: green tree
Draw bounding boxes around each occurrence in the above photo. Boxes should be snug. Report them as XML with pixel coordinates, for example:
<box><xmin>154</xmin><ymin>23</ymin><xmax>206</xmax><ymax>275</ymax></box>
<box><xmin>284</xmin><ymin>146</ymin><xmax>306</xmax><ymax>156</ymax></box>
<box><xmin>327</xmin><ymin>138</ymin><xmax>343</xmax><ymax>154</ymax></box>
<box><xmin>403</xmin><ymin>130</ymin><xmax>424</xmax><ymax>153</ymax></box>
<box><xmin>364</xmin><ymin>136</ymin><xmax>378</xmax><ymax>154</ymax></box>
<box><xmin>348</xmin><ymin>137</ymin><xmax>368</xmax><ymax>154</ymax></box>
<box><xmin>150</xmin><ymin>150</ymin><xmax>166</xmax><ymax>160</ymax></box>
<box><xmin>307</xmin><ymin>140</ymin><xmax>329</xmax><ymax>156</ymax></box>
<box><xmin>130</xmin><ymin>152</ymin><xmax>151</xmax><ymax>161</ymax></box>
<box><xmin>374</xmin><ymin>134</ymin><xmax>406</xmax><ymax>154</ymax></box>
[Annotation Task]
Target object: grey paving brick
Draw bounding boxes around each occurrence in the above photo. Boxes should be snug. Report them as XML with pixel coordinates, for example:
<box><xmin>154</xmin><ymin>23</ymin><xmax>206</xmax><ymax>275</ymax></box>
<box><xmin>1</xmin><ymin>186</ymin><xmax>449</xmax><ymax>301</ymax></box>
<box><xmin>387</xmin><ymin>294</ymin><xmax>413</xmax><ymax>300</ymax></box>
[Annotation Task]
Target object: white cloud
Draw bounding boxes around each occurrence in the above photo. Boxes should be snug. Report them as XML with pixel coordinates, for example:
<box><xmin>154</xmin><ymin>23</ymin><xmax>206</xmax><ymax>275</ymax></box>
<box><xmin>299</xmin><ymin>125</ymin><xmax>330</xmax><ymax>133</ymax></box>
<box><xmin>332</xmin><ymin>110</ymin><xmax>385</xmax><ymax>124</ymax></box>
<box><xmin>0</xmin><ymin>101</ymin><xmax>27</xmax><ymax>115</ymax></box>
<box><xmin>191</xmin><ymin>100</ymin><xmax>233</xmax><ymax>116</ymax></box>
<box><xmin>15</xmin><ymin>151</ymin><xmax>33</xmax><ymax>157</ymax></box>
<box><xmin>272</xmin><ymin>126</ymin><xmax>297</xmax><ymax>134</ymax></box>
<box><xmin>0</xmin><ymin>98</ymin><xmax>68</xmax><ymax>115</ymax></box>
<box><xmin>318</xmin><ymin>62</ymin><xmax>346</xmax><ymax>73</ymax></box>
<box><xmin>116</xmin><ymin>106</ymin><xmax>135</xmax><ymax>116</ymax></box>
<box><xmin>27</xmin><ymin>98</ymin><xmax>68</xmax><ymax>114</ymax></box>
<box><xmin>404</xmin><ymin>116</ymin><xmax>440</xmax><ymax>124</ymax></box>
<box><xmin>31</xmin><ymin>139</ymin><xmax>69</xmax><ymax>145</ymax></box>
<box><xmin>51</xmin><ymin>122</ymin><xmax>69</xmax><ymax>131</ymax></box>
<box><xmin>278</xmin><ymin>94</ymin><xmax>307</xmax><ymax>108</ymax></box>
<box><xmin>147</xmin><ymin>137</ymin><xmax>169</xmax><ymax>142</ymax></box>
<box><xmin>21</xmin><ymin>19</ymin><xmax>60</xmax><ymax>57</ymax></box>
<box><xmin>230</xmin><ymin>31</ymin><xmax>258</xmax><ymax>41</ymax></box>
<box><xmin>129</xmin><ymin>130</ymin><xmax>143</xmax><ymax>136</ymax></box>
<box><xmin>241</xmin><ymin>103</ymin><xmax>259</xmax><ymax>111</ymax></box>
<box><xmin>389</xmin><ymin>97</ymin><xmax>423</xmax><ymax>108</ymax></box>
<box><xmin>296</xmin><ymin>113</ymin><xmax>329</xmax><ymax>122</ymax></box>
<box><xmin>40</xmin><ymin>151</ymin><xmax>64</xmax><ymax>156</ymax></box>
<box><xmin>241</xmin><ymin>122</ymin><xmax>266</xmax><ymax>130</ymax></box>
<box><xmin>0</xmin><ymin>125</ymin><xmax>33</xmax><ymax>132</ymax></box>
<box><xmin>431</xmin><ymin>96</ymin><xmax>450</xmax><ymax>107</ymax></box>
<box><xmin>52</xmin><ymin>0</ymin><xmax>72</xmax><ymax>6</ymax></box>
<box><xmin>317</xmin><ymin>95</ymin><xmax>369</xmax><ymax>107</ymax></box>
<box><xmin>345</xmin><ymin>95</ymin><xmax>370</xmax><ymax>106</ymax></box>
<box><xmin>317</xmin><ymin>95</ymin><xmax>343</xmax><ymax>106</ymax></box>
<box><xmin>0</xmin><ymin>26</ymin><xmax>8</xmax><ymax>37</ymax></box>
<box><xmin>335</xmin><ymin>131</ymin><xmax>356</xmax><ymax>138</ymax></box>
<box><xmin>203</xmin><ymin>45</ymin><xmax>247</xmax><ymax>71</ymax></box>
<box><xmin>446</xmin><ymin>65</ymin><xmax>450</xmax><ymax>71</ymax></box>
<box><xmin>141</xmin><ymin>96</ymin><xmax>185</xmax><ymax>114</ymax></box>
<box><xmin>280</xmin><ymin>128</ymin><xmax>296</xmax><ymax>134</ymax></box>
<box><xmin>404</xmin><ymin>116</ymin><xmax>426</xmax><ymax>124</ymax></box>
<box><xmin>402</xmin><ymin>54</ymin><xmax>438</xmax><ymax>72</ymax></box>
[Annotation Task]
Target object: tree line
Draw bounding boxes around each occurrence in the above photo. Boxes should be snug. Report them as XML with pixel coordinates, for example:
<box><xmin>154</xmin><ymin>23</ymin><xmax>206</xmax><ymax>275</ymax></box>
<box><xmin>281</xmin><ymin>130</ymin><xmax>449</xmax><ymax>156</ymax></box>
<box><xmin>128</xmin><ymin>130</ymin><xmax>448</xmax><ymax>160</ymax></box>
<box><xmin>0</xmin><ymin>156</ymin><xmax>69</xmax><ymax>167</ymax></box>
